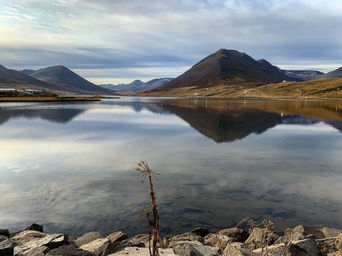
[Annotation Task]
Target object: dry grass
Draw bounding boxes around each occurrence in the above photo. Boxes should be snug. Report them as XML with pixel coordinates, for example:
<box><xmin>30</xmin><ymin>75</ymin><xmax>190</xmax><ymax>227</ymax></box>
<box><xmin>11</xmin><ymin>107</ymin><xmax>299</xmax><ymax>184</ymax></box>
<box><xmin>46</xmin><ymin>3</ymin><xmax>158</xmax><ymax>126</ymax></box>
<box><xmin>137</xmin><ymin>78</ymin><xmax>342</xmax><ymax>99</ymax></box>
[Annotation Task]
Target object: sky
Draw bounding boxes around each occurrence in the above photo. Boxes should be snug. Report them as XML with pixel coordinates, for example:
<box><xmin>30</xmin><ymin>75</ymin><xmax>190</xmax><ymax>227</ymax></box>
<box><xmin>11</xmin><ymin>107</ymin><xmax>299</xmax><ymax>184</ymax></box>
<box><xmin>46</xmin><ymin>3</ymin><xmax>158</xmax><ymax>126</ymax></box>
<box><xmin>0</xmin><ymin>0</ymin><xmax>342</xmax><ymax>84</ymax></box>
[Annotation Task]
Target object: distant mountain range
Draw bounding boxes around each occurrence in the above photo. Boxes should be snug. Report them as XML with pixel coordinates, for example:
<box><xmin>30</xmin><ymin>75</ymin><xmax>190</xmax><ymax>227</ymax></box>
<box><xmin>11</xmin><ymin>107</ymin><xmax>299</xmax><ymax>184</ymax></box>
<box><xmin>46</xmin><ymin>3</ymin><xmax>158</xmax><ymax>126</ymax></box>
<box><xmin>20</xmin><ymin>66</ymin><xmax>113</xmax><ymax>95</ymax></box>
<box><xmin>153</xmin><ymin>49</ymin><xmax>342</xmax><ymax>93</ymax></box>
<box><xmin>99</xmin><ymin>78</ymin><xmax>173</xmax><ymax>93</ymax></box>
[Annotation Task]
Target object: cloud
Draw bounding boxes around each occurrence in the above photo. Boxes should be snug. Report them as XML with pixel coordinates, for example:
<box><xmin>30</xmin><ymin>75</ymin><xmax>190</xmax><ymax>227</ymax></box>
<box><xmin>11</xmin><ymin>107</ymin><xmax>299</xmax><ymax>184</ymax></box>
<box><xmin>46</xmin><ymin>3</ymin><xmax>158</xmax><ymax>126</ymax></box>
<box><xmin>0</xmin><ymin>0</ymin><xmax>341</xmax><ymax>82</ymax></box>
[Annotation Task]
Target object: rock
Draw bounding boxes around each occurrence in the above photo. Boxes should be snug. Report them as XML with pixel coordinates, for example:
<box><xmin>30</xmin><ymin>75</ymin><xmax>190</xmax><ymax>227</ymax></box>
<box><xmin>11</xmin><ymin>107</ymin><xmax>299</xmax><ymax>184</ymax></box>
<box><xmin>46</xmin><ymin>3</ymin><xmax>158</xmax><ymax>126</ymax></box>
<box><xmin>190</xmin><ymin>227</ymin><xmax>210</xmax><ymax>237</ymax></box>
<box><xmin>11</xmin><ymin>230</ymin><xmax>46</xmax><ymax>244</ymax></box>
<box><xmin>218</xmin><ymin>228</ymin><xmax>249</xmax><ymax>242</ymax></box>
<box><xmin>253</xmin><ymin>243</ymin><xmax>310</xmax><ymax>256</ymax></box>
<box><xmin>336</xmin><ymin>233</ymin><xmax>342</xmax><ymax>251</ymax></box>
<box><xmin>75</xmin><ymin>232</ymin><xmax>103</xmax><ymax>247</ymax></box>
<box><xmin>173</xmin><ymin>240</ymin><xmax>218</xmax><ymax>256</ymax></box>
<box><xmin>223</xmin><ymin>242</ymin><xmax>251</xmax><ymax>256</ymax></box>
<box><xmin>25</xmin><ymin>224</ymin><xmax>43</xmax><ymax>233</ymax></box>
<box><xmin>253</xmin><ymin>238</ymin><xmax>317</xmax><ymax>256</ymax></box>
<box><xmin>0</xmin><ymin>235</ymin><xmax>14</xmax><ymax>256</ymax></box>
<box><xmin>80</xmin><ymin>238</ymin><xmax>109</xmax><ymax>254</ymax></box>
<box><xmin>95</xmin><ymin>238</ymin><xmax>145</xmax><ymax>256</ymax></box>
<box><xmin>13</xmin><ymin>231</ymin><xmax>68</xmax><ymax>256</ymax></box>
<box><xmin>168</xmin><ymin>232</ymin><xmax>204</xmax><ymax>247</ymax></box>
<box><xmin>46</xmin><ymin>245</ymin><xmax>95</xmax><ymax>256</ymax></box>
<box><xmin>107</xmin><ymin>247</ymin><xmax>177</xmax><ymax>255</ymax></box>
<box><xmin>106</xmin><ymin>231</ymin><xmax>128</xmax><ymax>243</ymax></box>
<box><xmin>328</xmin><ymin>252</ymin><xmax>342</xmax><ymax>256</ymax></box>
<box><xmin>133</xmin><ymin>234</ymin><xmax>150</xmax><ymax>247</ymax></box>
<box><xmin>321</xmin><ymin>228</ymin><xmax>342</xmax><ymax>238</ymax></box>
<box><xmin>316</xmin><ymin>238</ymin><xmax>338</xmax><ymax>256</ymax></box>
<box><xmin>0</xmin><ymin>229</ymin><xmax>10</xmax><ymax>237</ymax></box>
<box><xmin>244</xmin><ymin>228</ymin><xmax>279</xmax><ymax>249</ymax></box>
<box><xmin>293</xmin><ymin>238</ymin><xmax>318</xmax><ymax>256</ymax></box>
<box><xmin>22</xmin><ymin>246</ymin><xmax>49</xmax><ymax>256</ymax></box>
<box><xmin>278</xmin><ymin>225</ymin><xmax>324</xmax><ymax>243</ymax></box>
<box><xmin>204</xmin><ymin>233</ymin><xmax>234</xmax><ymax>252</ymax></box>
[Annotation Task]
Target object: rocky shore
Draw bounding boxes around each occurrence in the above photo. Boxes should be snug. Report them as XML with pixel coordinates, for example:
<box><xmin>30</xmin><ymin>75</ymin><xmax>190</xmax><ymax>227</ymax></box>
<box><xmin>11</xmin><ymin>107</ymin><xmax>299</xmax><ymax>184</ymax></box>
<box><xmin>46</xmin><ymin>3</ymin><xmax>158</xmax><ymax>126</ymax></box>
<box><xmin>1</xmin><ymin>223</ymin><xmax>342</xmax><ymax>256</ymax></box>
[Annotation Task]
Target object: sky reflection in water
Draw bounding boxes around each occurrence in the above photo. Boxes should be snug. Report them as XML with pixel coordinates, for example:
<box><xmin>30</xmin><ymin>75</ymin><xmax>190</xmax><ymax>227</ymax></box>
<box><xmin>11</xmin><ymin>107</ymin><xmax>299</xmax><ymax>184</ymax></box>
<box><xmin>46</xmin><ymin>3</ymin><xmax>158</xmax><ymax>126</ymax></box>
<box><xmin>0</xmin><ymin>98</ymin><xmax>342</xmax><ymax>236</ymax></box>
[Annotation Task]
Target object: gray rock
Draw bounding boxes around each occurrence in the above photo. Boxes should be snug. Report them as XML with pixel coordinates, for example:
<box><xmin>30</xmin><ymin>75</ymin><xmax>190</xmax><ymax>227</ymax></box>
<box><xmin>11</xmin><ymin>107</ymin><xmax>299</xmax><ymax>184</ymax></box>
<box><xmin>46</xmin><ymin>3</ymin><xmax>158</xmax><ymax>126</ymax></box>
<box><xmin>190</xmin><ymin>228</ymin><xmax>210</xmax><ymax>237</ymax></box>
<box><xmin>0</xmin><ymin>229</ymin><xmax>10</xmax><ymax>237</ymax></box>
<box><xmin>11</xmin><ymin>230</ymin><xmax>46</xmax><ymax>244</ymax></box>
<box><xmin>218</xmin><ymin>228</ymin><xmax>249</xmax><ymax>242</ymax></box>
<box><xmin>13</xmin><ymin>232</ymin><xmax>68</xmax><ymax>256</ymax></box>
<box><xmin>46</xmin><ymin>245</ymin><xmax>95</xmax><ymax>256</ymax></box>
<box><xmin>22</xmin><ymin>246</ymin><xmax>49</xmax><ymax>256</ymax></box>
<box><xmin>278</xmin><ymin>225</ymin><xmax>324</xmax><ymax>243</ymax></box>
<box><xmin>253</xmin><ymin>243</ymin><xmax>310</xmax><ymax>256</ymax></box>
<box><xmin>169</xmin><ymin>232</ymin><xmax>204</xmax><ymax>247</ymax></box>
<box><xmin>108</xmin><ymin>247</ymin><xmax>177</xmax><ymax>255</ymax></box>
<box><xmin>316</xmin><ymin>238</ymin><xmax>338</xmax><ymax>256</ymax></box>
<box><xmin>25</xmin><ymin>224</ymin><xmax>43</xmax><ymax>233</ymax></box>
<box><xmin>223</xmin><ymin>242</ymin><xmax>251</xmax><ymax>256</ymax></box>
<box><xmin>321</xmin><ymin>228</ymin><xmax>342</xmax><ymax>238</ymax></box>
<box><xmin>95</xmin><ymin>238</ymin><xmax>145</xmax><ymax>256</ymax></box>
<box><xmin>293</xmin><ymin>238</ymin><xmax>318</xmax><ymax>256</ymax></box>
<box><xmin>106</xmin><ymin>232</ymin><xmax>128</xmax><ymax>243</ymax></box>
<box><xmin>0</xmin><ymin>235</ymin><xmax>14</xmax><ymax>256</ymax></box>
<box><xmin>80</xmin><ymin>238</ymin><xmax>109</xmax><ymax>254</ymax></box>
<box><xmin>244</xmin><ymin>227</ymin><xmax>279</xmax><ymax>249</ymax></box>
<box><xmin>173</xmin><ymin>240</ymin><xmax>218</xmax><ymax>256</ymax></box>
<box><xmin>76</xmin><ymin>232</ymin><xmax>103</xmax><ymax>247</ymax></box>
<box><xmin>204</xmin><ymin>233</ymin><xmax>234</xmax><ymax>252</ymax></box>
<box><xmin>336</xmin><ymin>233</ymin><xmax>342</xmax><ymax>251</ymax></box>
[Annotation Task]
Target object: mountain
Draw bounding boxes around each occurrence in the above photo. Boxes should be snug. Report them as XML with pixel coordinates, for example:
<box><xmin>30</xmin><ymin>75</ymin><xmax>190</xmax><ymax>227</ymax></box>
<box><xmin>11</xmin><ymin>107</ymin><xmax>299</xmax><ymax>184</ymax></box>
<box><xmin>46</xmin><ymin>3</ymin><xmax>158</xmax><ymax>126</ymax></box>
<box><xmin>157</xmin><ymin>49</ymin><xmax>289</xmax><ymax>91</ymax></box>
<box><xmin>99</xmin><ymin>78</ymin><xmax>172</xmax><ymax>93</ymax></box>
<box><xmin>0</xmin><ymin>64</ymin><xmax>69</xmax><ymax>92</ymax></box>
<box><xmin>23</xmin><ymin>65</ymin><xmax>113</xmax><ymax>95</ymax></box>
<box><xmin>320</xmin><ymin>67</ymin><xmax>342</xmax><ymax>79</ymax></box>
<box><xmin>282</xmin><ymin>70</ymin><xmax>324</xmax><ymax>81</ymax></box>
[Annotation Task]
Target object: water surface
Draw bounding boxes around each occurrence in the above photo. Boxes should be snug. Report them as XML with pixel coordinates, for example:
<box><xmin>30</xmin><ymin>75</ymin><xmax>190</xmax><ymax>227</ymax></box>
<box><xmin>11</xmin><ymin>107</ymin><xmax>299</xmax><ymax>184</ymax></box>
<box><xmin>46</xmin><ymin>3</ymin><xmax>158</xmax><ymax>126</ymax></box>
<box><xmin>0</xmin><ymin>97</ymin><xmax>342</xmax><ymax>236</ymax></box>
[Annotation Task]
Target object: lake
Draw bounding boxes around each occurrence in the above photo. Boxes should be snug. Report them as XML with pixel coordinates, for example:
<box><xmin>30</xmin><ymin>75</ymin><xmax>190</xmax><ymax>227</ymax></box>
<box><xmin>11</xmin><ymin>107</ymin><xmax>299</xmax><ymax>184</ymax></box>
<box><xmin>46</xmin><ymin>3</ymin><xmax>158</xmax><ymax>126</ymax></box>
<box><xmin>1</xmin><ymin>97</ymin><xmax>342</xmax><ymax>236</ymax></box>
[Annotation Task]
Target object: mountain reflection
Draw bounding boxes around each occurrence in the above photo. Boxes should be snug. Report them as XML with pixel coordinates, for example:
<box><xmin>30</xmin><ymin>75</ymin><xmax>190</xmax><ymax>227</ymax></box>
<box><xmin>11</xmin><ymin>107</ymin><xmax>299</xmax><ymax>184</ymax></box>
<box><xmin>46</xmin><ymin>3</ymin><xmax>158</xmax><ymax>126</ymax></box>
<box><xmin>0</xmin><ymin>106</ymin><xmax>86</xmax><ymax>124</ymax></box>
<box><xmin>156</xmin><ymin>99</ymin><xmax>342</xmax><ymax>142</ymax></box>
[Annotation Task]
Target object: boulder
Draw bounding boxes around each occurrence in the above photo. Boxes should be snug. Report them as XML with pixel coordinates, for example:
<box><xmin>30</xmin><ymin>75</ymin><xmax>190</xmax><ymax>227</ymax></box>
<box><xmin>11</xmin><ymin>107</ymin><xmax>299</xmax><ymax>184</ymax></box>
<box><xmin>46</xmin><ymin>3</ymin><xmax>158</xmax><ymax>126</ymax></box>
<box><xmin>80</xmin><ymin>238</ymin><xmax>109</xmax><ymax>254</ymax></box>
<box><xmin>244</xmin><ymin>228</ymin><xmax>279</xmax><ymax>249</ymax></box>
<box><xmin>327</xmin><ymin>252</ymin><xmax>342</xmax><ymax>256</ymax></box>
<box><xmin>190</xmin><ymin>227</ymin><xmax>210</xmax><ymax>237</ymax></box>
<box><xmin>13</xmin><ymin>231</ymin><xmax>68</xmax><ymax>256</ymax></box>
<box><xmin>223</xmin><ymin>242</ymin><xmax>251</xmax><ymax>256</ymax></box>
<box><xmin>75</xmin><ymin>232</ymin><xmax>103</xmax><ymax>247</ymax></box>
<box><xmin>218</xmin><ymin>228</ymin><xmax>249</xmax><ymax>242</ymax></box>
<box><xmin>91</xmin><ymin>237</ymin><xmax>144</xmax><ymax>256</ymax></box>
<box><xmin>168</xmin><ymin>232</ymin><xmax>204</xmax><ymax>247</ymax></box>
<box><xmin>253</xmin><ymin>238</ymin><xmax>317</xmax><ymax>256</ymax></box>
<box><xmin>107</xmin><ymin>247</ymin><xmax>177</xmax><ymax>255</ymax></box>
<box><xmin>0</xmin><ymin>235</ymin><xmax>14</xmax><ymax>256</ymax></box>
<box><xmin>336</xmin><ymin>233</ymin><xmax>342</xmax><ymax>251</ymax></box>
<box><xmin>25</xmin><ymin>224</ymin><xmax>43</xmax><ymax>233</ymax></box>
<box><xmin>46</xmin><ymin>245</ymin><xmax>95</xmax><ymax>256</ymax></box>
<box><xmin>316</xmin><ymin>238</ymin><xmax>338</xmax><ymax>256</ymax></box>
<box><xmin>173</xmin><ymin>240</ymin><xmax>218</xmax><ymax>256</ymax></box>
<box><xmin>0</xmin><ymin>229</ymin><xmax>10</xmax><ymax>237</ymax></box>
<box><xmin>106</xmin><ymin>231</ymin><xmax>128</xmax><ymax>243</ymax></box>
<box><xmin>321</xmin><ymin>228</ymin><xmax>342</xmax><ymax>238</ymax></box>
<box><xmin>253</xmin><ymin>243</ymin><xmax>310</xmax><ymax>256</ymax></box>
<box><xmin>204</xmin><ymin>233</ymin><xmax>234</xmax><ymax>252</ymax></box>
<box><xmin>22</xmin><ymin>246</ymin><xmax>49</xmax><ymax>256</ymax></box>
<box><xmin>133</xmin><ymin>234</ymin><xmax>150</xmax><ymax>247</ymax></box>
<box><xmin>11</xmin><ymin>230</ymin><xmax>46</xmax><ymax>244</ymax></box>
<box><xmin>277</xmin><ymin>225</ymin><xmax>324</xmax><ymax>243</ymax></box>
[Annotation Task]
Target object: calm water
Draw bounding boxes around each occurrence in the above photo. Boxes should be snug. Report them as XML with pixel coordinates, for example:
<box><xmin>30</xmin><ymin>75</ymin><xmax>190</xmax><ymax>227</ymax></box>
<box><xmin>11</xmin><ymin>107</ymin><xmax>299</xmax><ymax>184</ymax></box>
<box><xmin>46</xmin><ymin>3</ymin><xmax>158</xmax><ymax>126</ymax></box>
<box><xmin>1</xmin><ymin>97</ymin><xmax>342</xmax><ymax>236</ymax></box>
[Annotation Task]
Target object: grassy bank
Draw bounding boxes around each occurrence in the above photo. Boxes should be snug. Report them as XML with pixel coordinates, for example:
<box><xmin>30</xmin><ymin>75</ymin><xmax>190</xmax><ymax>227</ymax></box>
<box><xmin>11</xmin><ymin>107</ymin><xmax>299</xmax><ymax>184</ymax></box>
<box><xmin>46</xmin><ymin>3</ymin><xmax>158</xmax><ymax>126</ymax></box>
<box><xmin>138</xmin><ymin>78</ymin><xmax>342</xmax><ymax>99</ymax></box>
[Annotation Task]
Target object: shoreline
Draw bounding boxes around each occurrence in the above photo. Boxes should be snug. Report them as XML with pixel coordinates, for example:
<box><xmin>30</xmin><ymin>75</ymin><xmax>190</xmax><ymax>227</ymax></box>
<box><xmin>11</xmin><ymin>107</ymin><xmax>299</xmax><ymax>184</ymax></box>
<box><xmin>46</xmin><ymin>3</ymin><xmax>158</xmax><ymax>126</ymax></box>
<box><xmin>0</xmin><ymin>96</ymin><xmax>103</xmax><ymax>102</ymax></box>
<box><xmin>2</xmin><ymin>222</ymin><xmax>341</xmax><ymax>255</ymax></box>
